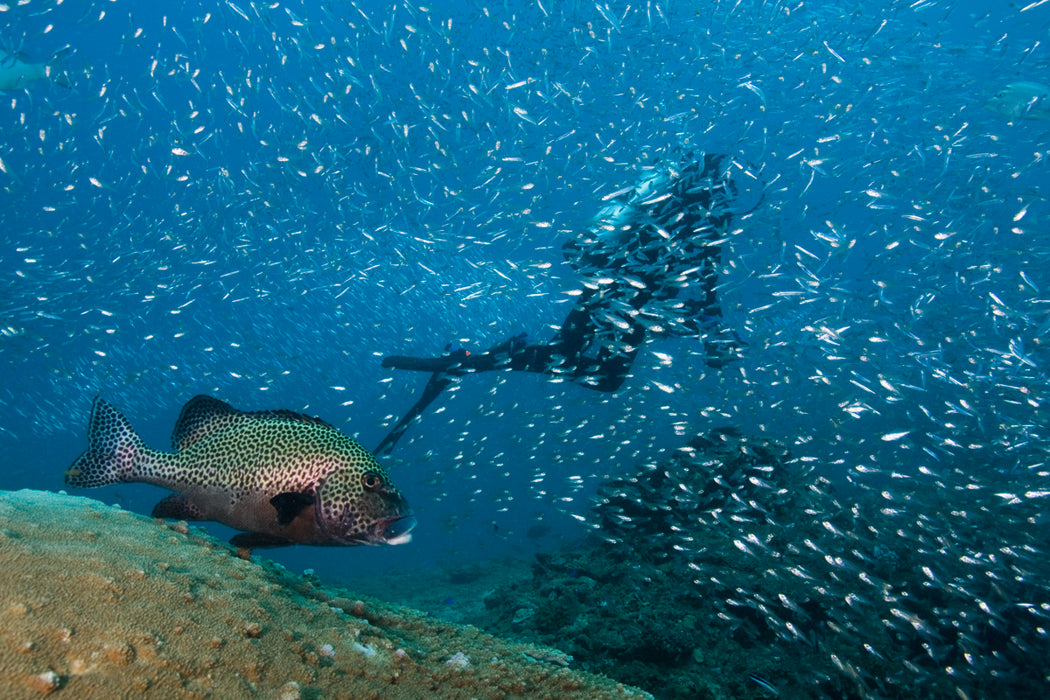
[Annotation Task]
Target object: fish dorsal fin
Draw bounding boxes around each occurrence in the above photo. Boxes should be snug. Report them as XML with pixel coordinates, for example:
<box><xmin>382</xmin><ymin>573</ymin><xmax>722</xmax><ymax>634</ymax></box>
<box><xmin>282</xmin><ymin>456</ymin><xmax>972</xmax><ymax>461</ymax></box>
<box><xmin>172</xmin><ymin>395</ymin><xmax>239</xmax><ymax>450</ymax></box>
<box><xmin>172</xmin><ymin>395</ymin><xmax>336</xmax><ymax>451</ymax></box>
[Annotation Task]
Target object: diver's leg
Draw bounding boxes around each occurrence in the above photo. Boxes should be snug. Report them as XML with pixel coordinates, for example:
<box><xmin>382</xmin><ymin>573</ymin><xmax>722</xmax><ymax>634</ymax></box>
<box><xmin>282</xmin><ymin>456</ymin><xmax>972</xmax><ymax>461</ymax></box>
<box><xmin>380</xmin><ymin>290</ymin><xmax>639</xmax><ymax>394</ymax></box>
<box><xmin>375</xmin><ymin>371</ymin><xmax>457</xmax><ymax>455</ymax></box>
<box><xmin>382</xmin><ymin>287</ymin><xmax>603</xmax><ymax>375</ymax></box>
<box><xmin>381</xmin><ymin>352</ymin><xmax>470</xmax><ymax>373</ymax></box>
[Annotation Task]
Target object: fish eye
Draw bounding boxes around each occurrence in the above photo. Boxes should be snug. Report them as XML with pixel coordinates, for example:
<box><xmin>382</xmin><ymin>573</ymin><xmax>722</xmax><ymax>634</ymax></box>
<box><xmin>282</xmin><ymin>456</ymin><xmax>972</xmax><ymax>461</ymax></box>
<box><xmin>362</xmin><ymin>472</ymin><xmax>384</xmax><ymax>490</ymax></box>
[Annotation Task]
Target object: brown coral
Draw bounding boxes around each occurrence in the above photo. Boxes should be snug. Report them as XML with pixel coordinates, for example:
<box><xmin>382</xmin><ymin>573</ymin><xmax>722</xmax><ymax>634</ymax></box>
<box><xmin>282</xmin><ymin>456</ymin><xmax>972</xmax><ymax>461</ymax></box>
<box><xmin>0</xmin><ymin>490</ymin><xmax>648</xmax><ymax>700</ymax></box>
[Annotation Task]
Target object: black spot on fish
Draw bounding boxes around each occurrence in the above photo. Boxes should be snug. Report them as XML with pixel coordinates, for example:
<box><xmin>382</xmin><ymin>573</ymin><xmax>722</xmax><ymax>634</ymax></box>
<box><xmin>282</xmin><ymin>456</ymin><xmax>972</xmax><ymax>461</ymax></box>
<box><xmin>270</xmin><ymin>491</ymin><xmax>315</xmax><ymax>525</ymax></box>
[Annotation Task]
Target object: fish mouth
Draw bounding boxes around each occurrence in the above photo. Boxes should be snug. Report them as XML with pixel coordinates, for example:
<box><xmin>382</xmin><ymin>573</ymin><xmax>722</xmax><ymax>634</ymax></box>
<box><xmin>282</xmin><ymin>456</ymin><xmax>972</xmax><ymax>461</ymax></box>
<box><xmin>376</xmin><ymin>514</ymin><xmax>417</xmax><ymax>545</ymax></box>
<box><xmin>319</xmin><ymin>509</ymin><xmax>417</xmax><ymax>546</ymax></box>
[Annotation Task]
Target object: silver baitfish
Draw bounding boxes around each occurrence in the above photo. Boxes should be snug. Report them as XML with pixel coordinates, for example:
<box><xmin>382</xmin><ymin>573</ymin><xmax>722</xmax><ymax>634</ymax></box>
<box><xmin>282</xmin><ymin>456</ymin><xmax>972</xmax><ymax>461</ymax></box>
<box><xmin>65</xmin><ymin>395</ymin><xmax>416</xmax><ymax>549</ymax></box>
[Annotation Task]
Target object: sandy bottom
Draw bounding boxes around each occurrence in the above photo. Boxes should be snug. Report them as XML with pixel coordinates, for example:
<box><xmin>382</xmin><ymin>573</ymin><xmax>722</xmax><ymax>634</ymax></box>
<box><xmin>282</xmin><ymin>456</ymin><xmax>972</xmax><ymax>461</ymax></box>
<box><xmin>0</xmin><ymin>489</ymin><xmax>648</xmax><ymax>699</ymax></box>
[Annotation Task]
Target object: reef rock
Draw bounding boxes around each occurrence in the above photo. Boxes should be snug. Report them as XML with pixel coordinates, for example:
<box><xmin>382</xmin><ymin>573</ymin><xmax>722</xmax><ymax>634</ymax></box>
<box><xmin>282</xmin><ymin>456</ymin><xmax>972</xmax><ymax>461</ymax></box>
<box><xmin>0</xmin><ymin>489</ymin><xmax>648</xmax><ymax>699</ymax></box>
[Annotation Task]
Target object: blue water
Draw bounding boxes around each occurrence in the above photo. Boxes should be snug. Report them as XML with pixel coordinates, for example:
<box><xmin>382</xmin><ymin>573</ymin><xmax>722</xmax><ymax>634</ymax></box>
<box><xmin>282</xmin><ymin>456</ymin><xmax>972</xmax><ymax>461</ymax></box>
<box><xmin>2</xmin><ymin>0</ymin><xmax>1047</xmax><ymax>593</ymax></box>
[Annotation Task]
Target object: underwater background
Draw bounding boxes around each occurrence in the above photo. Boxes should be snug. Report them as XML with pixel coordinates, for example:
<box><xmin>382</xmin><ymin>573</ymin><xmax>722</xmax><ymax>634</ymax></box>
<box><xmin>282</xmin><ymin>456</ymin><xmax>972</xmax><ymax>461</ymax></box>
<box><xmin>2</xmin><ymin>1</ymin><xmax>1049</xmax><ymax>697</ymax></box>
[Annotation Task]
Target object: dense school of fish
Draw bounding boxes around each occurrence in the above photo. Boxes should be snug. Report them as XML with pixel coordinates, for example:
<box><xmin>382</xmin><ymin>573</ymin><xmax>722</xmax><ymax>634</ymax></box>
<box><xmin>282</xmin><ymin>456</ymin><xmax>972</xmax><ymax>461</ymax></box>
<box><xmin>1</xmin><ymin>0</ymin><xmax>1048</xmax><ymax>697</ymax></box>
<box><xmin>585</xmin><ymin>427</ymin><xmax>1050</xmax><ymax>697</ymax></box>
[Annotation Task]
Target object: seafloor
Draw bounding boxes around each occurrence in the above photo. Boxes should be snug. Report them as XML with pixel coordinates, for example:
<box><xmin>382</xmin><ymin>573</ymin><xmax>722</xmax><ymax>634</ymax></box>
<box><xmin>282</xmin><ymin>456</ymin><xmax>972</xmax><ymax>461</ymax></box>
<box><xmin>7</xmin><ymin>423</ymin><xmax>1048</xmax><ymax>699</ymax></box>
<box><xmin>0</xmin><ymin>489</ymin><xmax>648</xmax><ymax>699</ymax></box>
<box><xmin>349</xmin><ymin>428</ymin><xmax>1050</xmax><ymax>700</ymax></box>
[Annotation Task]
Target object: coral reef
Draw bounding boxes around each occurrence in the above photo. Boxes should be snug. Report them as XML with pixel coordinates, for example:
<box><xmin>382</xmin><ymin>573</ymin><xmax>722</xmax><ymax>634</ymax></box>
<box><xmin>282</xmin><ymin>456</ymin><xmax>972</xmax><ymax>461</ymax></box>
<box><xmin>0</xmin><ymin>490</ymin><xmax>649</xmax><ymax>699</ymax></box>
<box><xmin>481</xmin><ymin>428</ymin><xmax>801</xmax><ymax>698</ymax></box>
<box><xmin>477</xmin><ymin>428</ymin><xmax>1050</xmax><ymax>699</ymax></box>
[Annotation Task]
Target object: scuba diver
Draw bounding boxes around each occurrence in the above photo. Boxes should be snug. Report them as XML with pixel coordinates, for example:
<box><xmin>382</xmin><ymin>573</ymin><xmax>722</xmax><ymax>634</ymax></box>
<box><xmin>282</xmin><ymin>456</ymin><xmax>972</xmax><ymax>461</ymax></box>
<box><xmin>376</xmin><ymin>150</ymin><xmax>760</xmax><ymax>455</ymax></box>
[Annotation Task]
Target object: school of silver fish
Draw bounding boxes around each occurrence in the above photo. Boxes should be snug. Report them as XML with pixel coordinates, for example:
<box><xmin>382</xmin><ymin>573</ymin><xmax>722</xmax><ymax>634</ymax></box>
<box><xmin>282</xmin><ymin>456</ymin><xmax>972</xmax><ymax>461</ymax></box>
<box><xmin>1</xmin><ymin>1</ymin><xmax>1047</xmax><ymax>698</ymax></box>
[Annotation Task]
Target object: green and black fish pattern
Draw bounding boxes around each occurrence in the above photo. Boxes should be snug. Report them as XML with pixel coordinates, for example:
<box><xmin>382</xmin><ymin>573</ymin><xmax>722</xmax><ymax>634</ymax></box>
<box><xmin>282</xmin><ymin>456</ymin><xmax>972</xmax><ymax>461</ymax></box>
<box><xmin>66</xmin><ymin>395</ymin><xmax>415</xmax><ymax>548</ymax></box>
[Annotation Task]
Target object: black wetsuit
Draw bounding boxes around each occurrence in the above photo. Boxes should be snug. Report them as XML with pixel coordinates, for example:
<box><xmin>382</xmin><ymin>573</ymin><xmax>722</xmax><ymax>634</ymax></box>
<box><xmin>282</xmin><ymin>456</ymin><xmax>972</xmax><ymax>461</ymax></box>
<box><xmin>377</xmin><ymin>151</ymin><xmax>745</xmax><ymax>454</ymax></box>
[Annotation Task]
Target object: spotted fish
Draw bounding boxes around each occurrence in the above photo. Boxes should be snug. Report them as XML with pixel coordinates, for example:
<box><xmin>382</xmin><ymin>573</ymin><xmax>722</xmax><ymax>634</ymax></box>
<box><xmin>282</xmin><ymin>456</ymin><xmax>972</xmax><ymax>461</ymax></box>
<box><xmin>65</xmin><ymin>395</ymin><xmax>416</xmax><ymax>548</ymax></box>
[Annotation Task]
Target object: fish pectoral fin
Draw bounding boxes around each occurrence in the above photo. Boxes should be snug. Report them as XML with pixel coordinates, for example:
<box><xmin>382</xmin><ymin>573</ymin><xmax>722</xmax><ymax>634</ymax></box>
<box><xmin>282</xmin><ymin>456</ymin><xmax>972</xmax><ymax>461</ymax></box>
<box><xmin>151</xmin><ymin>494</ymin><xmax>205</xmax><ymax>521</ymax></box>
<box><xmin>229</xmin><ymin>532</ymin><xmax>295</xmax><ymax>549</ymax></box>
<box><xmin>270</xmin><ymin>491</ymin><xmax>316</xmax><ymax>526</ymax></box>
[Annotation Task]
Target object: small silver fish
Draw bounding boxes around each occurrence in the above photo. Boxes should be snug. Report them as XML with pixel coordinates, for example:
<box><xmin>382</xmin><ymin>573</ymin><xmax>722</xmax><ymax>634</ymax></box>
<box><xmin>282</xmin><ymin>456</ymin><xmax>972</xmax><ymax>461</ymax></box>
<box><xmin>747</xmin><ymin>672</ymin><xmax>780</xmax><ymax>696</ymax></box>
<box><xmin>66</xmin><ymin>395</ymin><xmax>415</xmax><ymax>548</ymax></box>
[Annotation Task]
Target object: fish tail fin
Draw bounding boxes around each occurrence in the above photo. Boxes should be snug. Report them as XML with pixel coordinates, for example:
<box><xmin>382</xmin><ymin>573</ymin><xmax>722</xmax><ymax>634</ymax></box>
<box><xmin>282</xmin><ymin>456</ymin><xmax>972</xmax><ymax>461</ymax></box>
<box><xmin>65</xmin><ymin>397</ymin><xmax>147</xmax><ymax>488</ymax></box>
